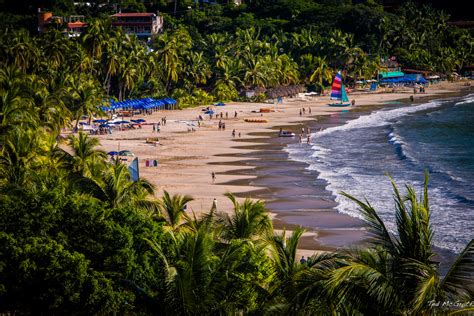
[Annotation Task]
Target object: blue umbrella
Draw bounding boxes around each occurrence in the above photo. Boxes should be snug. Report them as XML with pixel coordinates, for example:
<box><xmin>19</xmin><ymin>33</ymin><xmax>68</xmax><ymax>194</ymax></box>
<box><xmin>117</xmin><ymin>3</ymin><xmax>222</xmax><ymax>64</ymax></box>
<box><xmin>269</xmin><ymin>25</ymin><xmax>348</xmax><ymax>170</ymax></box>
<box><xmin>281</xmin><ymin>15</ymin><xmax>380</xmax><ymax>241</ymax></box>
<box><xmin>215</xmin><ymin>102</ymin><xmax>226</xmax><ymax>106</ymax></box>
<box><xmin>79</xmin><ymin>122</ymin><xmax>88</xmax><ymax>125</ymax></box>
<box><xmin>135</xmin><ymin>119</ymin><xmax>146</xmax><ymax>122</ymax></box>
<box><xmin>108</xmin><ymin>151</ymin><xmax>119</xmax><ymax>156</ymax></box>
<box><xmin>93</xmin><ymin>119</ymin><xmax>107</xmax><ymax>123</ymax></box>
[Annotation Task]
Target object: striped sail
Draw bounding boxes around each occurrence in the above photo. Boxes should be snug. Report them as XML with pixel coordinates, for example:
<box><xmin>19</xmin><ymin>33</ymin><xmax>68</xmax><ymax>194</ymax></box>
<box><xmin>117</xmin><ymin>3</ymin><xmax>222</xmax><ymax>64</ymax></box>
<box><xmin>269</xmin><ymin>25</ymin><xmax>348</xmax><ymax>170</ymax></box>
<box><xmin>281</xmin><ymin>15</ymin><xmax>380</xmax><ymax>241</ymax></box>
<box><xmin>330</xmin><ymin>72</ymin><xmax>343</xmax><ymax>100</ymax></box>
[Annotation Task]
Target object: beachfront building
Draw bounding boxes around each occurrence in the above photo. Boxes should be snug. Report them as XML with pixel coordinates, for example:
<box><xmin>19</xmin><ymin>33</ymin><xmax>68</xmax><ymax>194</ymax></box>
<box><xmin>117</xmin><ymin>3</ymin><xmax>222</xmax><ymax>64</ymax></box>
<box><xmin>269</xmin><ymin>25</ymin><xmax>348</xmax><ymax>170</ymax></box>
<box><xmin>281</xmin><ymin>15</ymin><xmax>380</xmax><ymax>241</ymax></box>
<box><xmin>110</xmin><ymin>13</ymin><xmax>163</xmax><ymax>39</ymax></box>
<box><xmin>38</xmin><ymin>8</ymin><xmax>164</xmax><ymax>39</ymax></box>
<box><xmin>66</xmin><ymin>16</ymin><xmax>88</xmax><ymax>37</ymax></box>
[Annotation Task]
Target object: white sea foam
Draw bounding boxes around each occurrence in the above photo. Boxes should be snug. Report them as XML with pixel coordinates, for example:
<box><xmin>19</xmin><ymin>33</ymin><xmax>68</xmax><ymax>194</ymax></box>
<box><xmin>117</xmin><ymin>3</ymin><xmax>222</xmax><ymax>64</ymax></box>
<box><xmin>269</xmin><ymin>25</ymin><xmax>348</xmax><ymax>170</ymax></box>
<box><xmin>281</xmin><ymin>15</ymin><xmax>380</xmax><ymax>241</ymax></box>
<box><xmin>454</xmin><ymin>94</ymin><xmax>474</xmax><ymax>106</ymax></box>
<box><xmin>315</xmin><ymin>100</ymin><xmax>445</xmax><ymax>138</ymax></box>
<box><xmin>284</xmin><ymin>98</ymin><xmax>473</xmax><ymax>253</ymax></box>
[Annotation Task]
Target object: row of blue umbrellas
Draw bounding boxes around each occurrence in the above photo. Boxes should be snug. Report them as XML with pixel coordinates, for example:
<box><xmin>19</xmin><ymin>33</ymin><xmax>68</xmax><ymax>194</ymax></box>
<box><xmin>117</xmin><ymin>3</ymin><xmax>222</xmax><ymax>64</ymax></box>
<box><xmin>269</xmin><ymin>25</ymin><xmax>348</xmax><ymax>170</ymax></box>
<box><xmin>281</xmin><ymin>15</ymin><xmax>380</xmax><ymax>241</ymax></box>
<box><xmin>380</xmin><ymin>77</ymin><xmax>427</xmax><ymax>84</ymax></box>
<box><xmin>100</xmin><ymin>97</ymin><xmax>177</xmax><ymax>112</ymax></box>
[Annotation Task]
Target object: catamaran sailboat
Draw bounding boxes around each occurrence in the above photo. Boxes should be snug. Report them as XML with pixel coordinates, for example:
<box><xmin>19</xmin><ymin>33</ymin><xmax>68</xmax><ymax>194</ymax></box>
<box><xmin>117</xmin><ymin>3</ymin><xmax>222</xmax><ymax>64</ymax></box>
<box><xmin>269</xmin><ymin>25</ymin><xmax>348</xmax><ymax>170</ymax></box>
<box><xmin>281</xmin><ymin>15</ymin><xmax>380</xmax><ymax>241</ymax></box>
<box><xmin>328</xmin><ymin>72</ymin><xmax>351</xmax><ymax>107</ymax></box>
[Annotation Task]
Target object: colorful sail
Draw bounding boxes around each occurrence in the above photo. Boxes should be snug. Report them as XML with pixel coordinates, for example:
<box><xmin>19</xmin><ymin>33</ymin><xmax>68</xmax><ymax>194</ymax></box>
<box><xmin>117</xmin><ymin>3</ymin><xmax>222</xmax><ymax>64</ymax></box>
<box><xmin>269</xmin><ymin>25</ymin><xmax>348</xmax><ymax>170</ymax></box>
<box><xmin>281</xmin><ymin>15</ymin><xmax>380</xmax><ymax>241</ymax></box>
<box><xmin>330</xmin><ymin>72</ymin><xmax>344</xmax><ymax>100</ymax></box>
<box><xmin>328</xmin><ymin>71</ymin><xmax>351</xmax><ymax>107</ymax></box>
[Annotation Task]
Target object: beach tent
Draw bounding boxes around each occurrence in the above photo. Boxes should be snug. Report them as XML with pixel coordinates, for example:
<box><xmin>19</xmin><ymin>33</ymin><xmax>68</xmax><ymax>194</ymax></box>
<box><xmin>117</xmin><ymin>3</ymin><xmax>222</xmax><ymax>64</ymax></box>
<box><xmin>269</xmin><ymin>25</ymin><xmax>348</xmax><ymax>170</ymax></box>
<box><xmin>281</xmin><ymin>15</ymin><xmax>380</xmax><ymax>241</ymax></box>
<box><xmin>215</xmin><ymin>102</ymin><xmax>226</xmax><ymax>106</ymax></box>
<box><xmin>119</xmin><ymin>150</ymin><xmax>135</xmax><ymax>157</ymax></box>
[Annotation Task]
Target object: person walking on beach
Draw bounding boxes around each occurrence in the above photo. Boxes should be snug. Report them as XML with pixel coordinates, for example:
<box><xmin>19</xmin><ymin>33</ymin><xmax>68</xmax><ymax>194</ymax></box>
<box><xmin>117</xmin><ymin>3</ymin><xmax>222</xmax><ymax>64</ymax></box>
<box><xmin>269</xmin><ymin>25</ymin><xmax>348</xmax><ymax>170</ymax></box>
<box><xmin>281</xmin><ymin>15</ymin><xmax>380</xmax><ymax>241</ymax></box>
<box><xmin>226</xmin><ymin>112</ymin><xmax>228</xmax><ymax>119</ymax></box>
<box><xmin>212</xmin><ymin>172</ymin><xmax>216</xmax><ymax>183</ymax></box>
<box><xmin>309</xmin><ymin>107</ymin><xmax>312</xmax><ymax>114</ymax></box>
<box><xmin>300</xmin><ymin>256</ymin><xmax>307</xmax><ymax>264</ymax></box>
<box><xmin>299</xmin><ymin>109</ymin><xmax>302</xmax><ymax>116</ymax></box>
<box><xmin>299</xmin><ymin>134</ymin><xmax>303</xmax><ymax>143</ymax></box>
<box><xmin>211</xmin><ymin>198</ymin><xmax>217</xmax><ymax>212</ymax></box>
<box><xmin>153</xmin><ymin>124</ymin><xmax>156</xmax><ymax>133</ymax></box>
<box><xmin>220</xmin><ymin>112</ymin><xmax>223</xmax><ymax>119</ymax></box>
<box><xmin>307</xmin><ymin>135</ymin><xmax>311</xmax><ymax>144</ymax></box>
<box><xmin>301</xmin><ymin>127</ymin><xmax>305</xmax><ymax>135</ymax></box>
<box><xmin>307</xmin><ymin>127</ymin><xmax>310</xmax><ymax>135</ymax></box>
<box><xmin>234</xmin><ymin>111</ymin><xmax>238</xmax><ymax>118</ymax></box>
<box><xmin>302</xmin><ymin>108</ymin><xmax>306</xmax><ymax>115</ymax></box>
<box><xmin>232</xmin><ymin>129</ymin><xmax>236</xmax><ymax>137</ymax></box>
<box><xmin>238</xmin><ymin>132</ymin><xmax>241</xmax><ymax>138</ymax></box>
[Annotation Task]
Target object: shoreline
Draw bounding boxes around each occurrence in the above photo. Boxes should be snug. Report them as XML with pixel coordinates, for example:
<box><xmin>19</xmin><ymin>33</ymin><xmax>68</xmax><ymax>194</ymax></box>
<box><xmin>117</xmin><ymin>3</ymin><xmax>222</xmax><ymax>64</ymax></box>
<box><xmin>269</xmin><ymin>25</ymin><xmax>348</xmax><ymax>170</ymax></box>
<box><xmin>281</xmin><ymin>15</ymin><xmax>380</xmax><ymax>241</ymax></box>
<box><xmin>91</xmin><ymin>81</ymin><xmax>473</xmax><ymax>260</ymax></box>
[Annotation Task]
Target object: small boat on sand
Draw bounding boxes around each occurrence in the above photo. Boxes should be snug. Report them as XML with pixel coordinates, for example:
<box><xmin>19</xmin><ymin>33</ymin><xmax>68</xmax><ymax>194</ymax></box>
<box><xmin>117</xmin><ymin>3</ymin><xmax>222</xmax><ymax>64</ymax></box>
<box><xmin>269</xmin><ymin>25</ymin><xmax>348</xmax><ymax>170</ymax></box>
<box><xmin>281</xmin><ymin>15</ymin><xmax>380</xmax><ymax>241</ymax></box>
<box><xmin>278</xmin><ymin>131</ymin><xmax>295</xmax><ymax>137</ymax></box>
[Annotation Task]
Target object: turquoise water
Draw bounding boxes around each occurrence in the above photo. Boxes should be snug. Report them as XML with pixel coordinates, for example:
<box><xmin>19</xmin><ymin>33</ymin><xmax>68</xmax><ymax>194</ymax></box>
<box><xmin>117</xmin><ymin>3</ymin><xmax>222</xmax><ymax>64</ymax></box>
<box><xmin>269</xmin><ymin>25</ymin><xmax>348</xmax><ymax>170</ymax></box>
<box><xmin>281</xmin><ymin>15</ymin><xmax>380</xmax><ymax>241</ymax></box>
<box><xmin>287</xmin><ymin>94</ymin><xmax>474</xmax><ymax>253</ymax></box>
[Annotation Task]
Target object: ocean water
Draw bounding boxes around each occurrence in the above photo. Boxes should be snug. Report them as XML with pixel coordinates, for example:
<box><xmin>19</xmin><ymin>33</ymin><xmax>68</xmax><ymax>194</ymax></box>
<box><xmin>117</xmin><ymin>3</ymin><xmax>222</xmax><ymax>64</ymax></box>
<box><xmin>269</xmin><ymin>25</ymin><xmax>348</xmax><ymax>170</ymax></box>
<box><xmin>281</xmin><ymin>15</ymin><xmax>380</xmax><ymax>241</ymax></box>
<box><xmin>286</xmin><ymin>94</ymin><xmax>474</xmax><ymax>253</ymax></box>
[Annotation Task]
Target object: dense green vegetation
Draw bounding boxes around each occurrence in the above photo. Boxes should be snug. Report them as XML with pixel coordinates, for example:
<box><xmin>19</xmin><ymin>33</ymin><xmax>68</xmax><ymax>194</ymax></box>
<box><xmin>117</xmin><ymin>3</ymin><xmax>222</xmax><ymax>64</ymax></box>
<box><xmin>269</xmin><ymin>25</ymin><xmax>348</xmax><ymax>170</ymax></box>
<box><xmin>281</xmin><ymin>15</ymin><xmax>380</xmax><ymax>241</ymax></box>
<box><xmin>0</xmin><ymin>0</ymin><xmax>473</xmax><ymax>313</ymax></box>
<box><xmin>0</xmin><ymin>119</ymin><xmax>472</xmax><ymax>313</ymax></box>
<box><xmin>1</xmin><ymin>1</ymin><xmax>473</xmax><ymax>106</ymax></box>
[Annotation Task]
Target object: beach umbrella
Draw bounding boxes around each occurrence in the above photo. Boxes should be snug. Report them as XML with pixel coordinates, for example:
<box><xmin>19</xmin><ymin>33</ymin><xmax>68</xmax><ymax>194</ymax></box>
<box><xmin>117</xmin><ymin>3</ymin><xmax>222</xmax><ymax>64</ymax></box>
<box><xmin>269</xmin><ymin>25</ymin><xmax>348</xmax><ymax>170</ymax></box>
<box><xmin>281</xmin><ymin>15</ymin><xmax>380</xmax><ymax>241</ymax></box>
<box><xmin>93</xmin><ymin>119</ymin><xmax>107</xmax><ymax>123</ymax></box>
<box><xmin>78</xmin><ymin>122</ymin><xmax>88</xmax><ymax>125</ymax></box>
<box><xmin>215</xmin><ymin>102</ymin><xmax>226</xmax><ymax>106</ymax></box>
<box><xmin>108</xmin><ymin>151</ymin><xmax>119</xmax><ymax>156</ymax></box>
<box><xmin>135</xmin><ymin>119</ymin><xmax>146</xmax><ymax>122</ymax></box>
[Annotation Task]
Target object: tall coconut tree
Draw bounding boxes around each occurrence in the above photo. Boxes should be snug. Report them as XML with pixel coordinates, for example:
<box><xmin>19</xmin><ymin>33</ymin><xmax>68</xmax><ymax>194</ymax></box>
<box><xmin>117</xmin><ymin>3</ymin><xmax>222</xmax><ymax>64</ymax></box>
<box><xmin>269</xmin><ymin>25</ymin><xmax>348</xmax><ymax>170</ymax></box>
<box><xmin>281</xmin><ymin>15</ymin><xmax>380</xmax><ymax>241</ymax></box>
<box><xmin>309</xmin><ymin>57</ymin><xmax>333</xmax><ymax>92</ymax></box>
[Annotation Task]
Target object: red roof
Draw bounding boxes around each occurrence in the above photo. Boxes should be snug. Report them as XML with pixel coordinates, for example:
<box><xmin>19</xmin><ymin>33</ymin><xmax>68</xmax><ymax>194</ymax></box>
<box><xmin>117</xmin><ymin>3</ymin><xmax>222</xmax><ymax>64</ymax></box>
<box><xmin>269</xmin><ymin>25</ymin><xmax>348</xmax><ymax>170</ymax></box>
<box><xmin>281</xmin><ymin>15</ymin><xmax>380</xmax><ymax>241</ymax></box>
<box><xmin>67</xmin><ymin>21</ymin><xmax>88</xmax><ymax>28</ymax></box>
<box><xmin>111</xmin><ymin>13</ymin><xmax>155</xmax><ymax>17</ymax></box>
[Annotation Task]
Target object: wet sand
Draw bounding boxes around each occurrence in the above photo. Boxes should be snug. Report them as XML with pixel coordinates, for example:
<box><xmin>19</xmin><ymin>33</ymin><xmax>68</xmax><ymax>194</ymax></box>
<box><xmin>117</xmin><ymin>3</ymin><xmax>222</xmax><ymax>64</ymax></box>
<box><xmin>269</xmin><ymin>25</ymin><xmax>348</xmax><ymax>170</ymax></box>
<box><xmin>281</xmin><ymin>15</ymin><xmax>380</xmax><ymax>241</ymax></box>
<box><xmin>79</xmin><ymin>81</ymin><xmax>472</xmax><ymax>260</ymax></box>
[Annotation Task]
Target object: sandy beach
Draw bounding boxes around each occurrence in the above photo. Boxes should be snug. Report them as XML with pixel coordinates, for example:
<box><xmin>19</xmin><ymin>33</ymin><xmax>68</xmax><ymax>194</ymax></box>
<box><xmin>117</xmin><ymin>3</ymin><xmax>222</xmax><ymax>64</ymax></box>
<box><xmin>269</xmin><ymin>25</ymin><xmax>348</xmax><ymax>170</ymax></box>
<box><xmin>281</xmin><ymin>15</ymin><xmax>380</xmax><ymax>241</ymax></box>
<box><xmin>92</xmin><ymin>81</ymin><xmax>472</xmax><ymax>258</ymax></box>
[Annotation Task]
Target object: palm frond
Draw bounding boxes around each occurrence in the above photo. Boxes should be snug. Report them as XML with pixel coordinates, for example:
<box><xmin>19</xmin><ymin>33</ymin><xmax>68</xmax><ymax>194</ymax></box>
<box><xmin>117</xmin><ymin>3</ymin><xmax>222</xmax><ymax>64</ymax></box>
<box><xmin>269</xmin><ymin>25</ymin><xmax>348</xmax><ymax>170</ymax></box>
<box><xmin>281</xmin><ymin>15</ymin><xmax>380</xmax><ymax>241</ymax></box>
<box><xmin>341</xmin><ymin>191</ymin><xmax>396</xmax><ymax>253</ymax></box>
<box><xmin>441</xmin><ymin>239</ymin><xmax>474</xmax><ymax>300</ymax></box>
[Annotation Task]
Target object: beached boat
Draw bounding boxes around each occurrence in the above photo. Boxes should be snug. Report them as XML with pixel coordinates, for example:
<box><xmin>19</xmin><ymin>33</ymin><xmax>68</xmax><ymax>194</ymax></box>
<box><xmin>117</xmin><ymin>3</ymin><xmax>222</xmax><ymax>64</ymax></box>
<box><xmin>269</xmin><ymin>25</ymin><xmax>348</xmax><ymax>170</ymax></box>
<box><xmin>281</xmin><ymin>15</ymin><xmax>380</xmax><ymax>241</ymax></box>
<box><xmin>278</xmin><ymin>131</ymin><xmax>295</xmax><ymax>137</ymax></box>
<box><xmin>244</xmin><ymin>118</ymin><xmax>268</xmax><ymax>123</ymax></box>
<box><xmin>328</xmin><ymin>72</ymin><xmax>351</xmax><ymax>107</ymax></box>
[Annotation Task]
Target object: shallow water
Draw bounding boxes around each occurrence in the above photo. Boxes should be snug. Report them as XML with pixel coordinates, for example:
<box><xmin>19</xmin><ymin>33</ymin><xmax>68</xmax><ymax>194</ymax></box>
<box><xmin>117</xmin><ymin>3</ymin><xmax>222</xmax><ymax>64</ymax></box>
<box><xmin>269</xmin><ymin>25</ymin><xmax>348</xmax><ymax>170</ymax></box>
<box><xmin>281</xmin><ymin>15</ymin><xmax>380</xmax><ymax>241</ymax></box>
<box><xmin>286</xmin><ymin>93</ymin><xmax>474</xmax><ymax>253</ymax></box>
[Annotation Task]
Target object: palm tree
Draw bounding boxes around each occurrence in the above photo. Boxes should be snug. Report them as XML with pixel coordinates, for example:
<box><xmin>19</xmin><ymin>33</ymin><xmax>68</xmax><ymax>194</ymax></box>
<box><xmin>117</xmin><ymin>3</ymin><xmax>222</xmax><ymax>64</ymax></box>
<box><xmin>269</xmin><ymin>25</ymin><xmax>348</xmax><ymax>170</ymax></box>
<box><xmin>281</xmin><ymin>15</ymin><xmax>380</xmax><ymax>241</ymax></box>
<box><xmin>0</xmin><ymin>127</ymin><xmax>38</xmax><ymax>188</ymax></box>
<box><xmin>309</xmin><ymin>57</ymin><xmax>332</xmax><ymax>92</ymax></box>
<box><xmin>146</xmin><ymin>223</ymin><xmax>219</xmax><ymax>314</ymax></box>
<box><xmin>68</xmin><ymin>78</ymin><xmax>103</xmax><ymax>130</ymax></box>
<box><xmin>90</xmin><ymin>162</ymin><xmax>158</xmax><ymax>211</ymax></box>
<box><xmin>159</xmin><ymin>190</ymin><xmax>194</xmax><ymax>230</ymax></box>
<box><xmin>64</xmin><ymin>132</ymin><xmax>107</xmax><ymax>177</ymax></box>
<box><xmin>260</xmin><ymin>227</ymin><xmax>322</xmax><ymax>315</ymax></box>
<box><xmin>82</xmin><ymin>19</ymin><xmax>110</xmax><ymax>74</ymax></box>
<box><xmin>217</xmin><ymin>192</ymin><xmax>272</xmax><ymax>241</ymax></box>
<box><xmin>320</xmin><ymin>174</ymin><xmax>474</xmax><ymax>314</ymax></box>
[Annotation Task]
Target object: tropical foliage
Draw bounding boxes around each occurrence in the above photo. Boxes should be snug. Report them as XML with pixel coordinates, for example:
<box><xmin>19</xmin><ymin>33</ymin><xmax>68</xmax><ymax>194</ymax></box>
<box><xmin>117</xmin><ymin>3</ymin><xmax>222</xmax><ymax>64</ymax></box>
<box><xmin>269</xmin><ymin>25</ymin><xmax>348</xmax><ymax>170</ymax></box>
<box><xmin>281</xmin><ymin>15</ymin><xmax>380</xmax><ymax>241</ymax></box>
<box><xmin>0</xmin><ymin>0</ymin><xmax>473</xmax><ymax>313</ymax></box>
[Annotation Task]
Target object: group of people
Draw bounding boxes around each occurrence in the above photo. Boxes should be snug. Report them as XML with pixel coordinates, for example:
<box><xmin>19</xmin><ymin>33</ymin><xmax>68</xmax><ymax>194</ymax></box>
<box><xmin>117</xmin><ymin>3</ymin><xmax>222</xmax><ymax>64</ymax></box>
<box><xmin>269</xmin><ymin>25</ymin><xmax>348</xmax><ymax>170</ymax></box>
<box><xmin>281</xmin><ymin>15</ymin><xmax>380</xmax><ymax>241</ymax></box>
<box><xmin>232</xmin><ymin>129</ymin><xmax>241</xmax><ymax>138</ymax></box>
<box><xmin>207</xmin><ymin>110</ymin><xmax>239</xmax><ymax>120</ymax></box>
<box><xmin>218</xmin><ymin>120</ymin><xmax>226</xmax><ymax>130</ymax></box>
<box><xmin>414</xmin><ymin>86</ymin><xmax>426</xmax><ymax>94</ymax></box>
<box><xmin>299</xmin><ymin>107</ymin><xmax>312</xmax><ymax>116</ymax></box>
<box><xmin>299</xmin><ymin>126</ymin><xmax>312</xmax><ymax>144</ymax></box>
